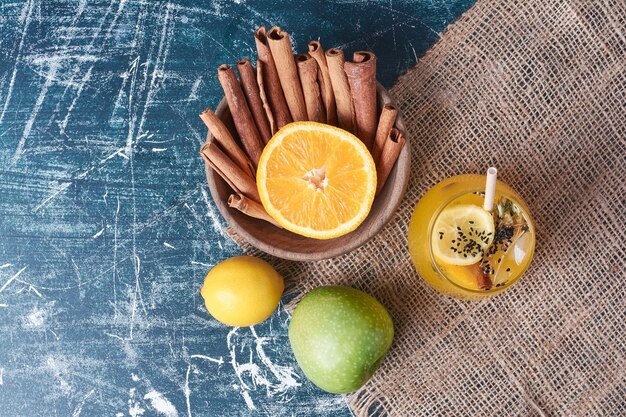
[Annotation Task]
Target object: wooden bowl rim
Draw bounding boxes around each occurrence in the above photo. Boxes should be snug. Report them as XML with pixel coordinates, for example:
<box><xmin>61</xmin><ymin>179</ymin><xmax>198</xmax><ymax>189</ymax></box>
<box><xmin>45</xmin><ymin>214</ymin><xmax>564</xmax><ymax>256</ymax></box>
<box><xmin>204</xmin><ymin>82</ymin><xmax>410</xmax><ymax>261</ymax></box>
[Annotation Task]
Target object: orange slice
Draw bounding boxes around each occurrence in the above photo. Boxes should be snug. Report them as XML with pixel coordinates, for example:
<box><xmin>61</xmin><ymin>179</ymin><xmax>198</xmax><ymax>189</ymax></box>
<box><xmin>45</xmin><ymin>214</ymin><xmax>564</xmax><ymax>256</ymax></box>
<box><xmin>257</xmin><ymin>122</ymin><xmax>376</xmax><ymax>239</ymax></box>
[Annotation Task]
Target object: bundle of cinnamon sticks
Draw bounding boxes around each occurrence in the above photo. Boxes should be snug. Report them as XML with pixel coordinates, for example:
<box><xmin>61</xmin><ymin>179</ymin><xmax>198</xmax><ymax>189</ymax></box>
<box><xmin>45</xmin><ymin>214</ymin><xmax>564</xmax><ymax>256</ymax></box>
<box><xmin>200</xmin><ymin>26</ymin><xmax>406</xmax><ymax>225</ymax></box>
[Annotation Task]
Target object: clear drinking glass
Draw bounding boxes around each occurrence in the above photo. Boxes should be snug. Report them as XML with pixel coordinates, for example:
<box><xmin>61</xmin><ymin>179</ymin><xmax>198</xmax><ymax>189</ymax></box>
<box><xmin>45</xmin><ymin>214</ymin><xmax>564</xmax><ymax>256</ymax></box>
<box><xmin>408</xmin><ymin>174</ymin><xmax>536</xmax><ymax>300</ymax></box>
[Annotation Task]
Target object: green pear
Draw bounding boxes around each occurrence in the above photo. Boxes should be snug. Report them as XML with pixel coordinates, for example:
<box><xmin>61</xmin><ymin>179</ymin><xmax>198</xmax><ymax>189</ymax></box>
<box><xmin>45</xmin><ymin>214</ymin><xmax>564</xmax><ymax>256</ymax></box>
<box><xmin>288</xmin><ymin>286</ymin><xmax>394</xmax><ymax>394</ymax></box>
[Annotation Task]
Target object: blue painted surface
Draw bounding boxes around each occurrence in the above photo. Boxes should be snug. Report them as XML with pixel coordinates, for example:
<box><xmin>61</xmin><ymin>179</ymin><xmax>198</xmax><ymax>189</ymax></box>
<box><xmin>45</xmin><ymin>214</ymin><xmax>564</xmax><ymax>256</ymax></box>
<box><xmin>0</xmin><ymin>1</ymin><xmax>474</xmax><ymax>415</ymax></box>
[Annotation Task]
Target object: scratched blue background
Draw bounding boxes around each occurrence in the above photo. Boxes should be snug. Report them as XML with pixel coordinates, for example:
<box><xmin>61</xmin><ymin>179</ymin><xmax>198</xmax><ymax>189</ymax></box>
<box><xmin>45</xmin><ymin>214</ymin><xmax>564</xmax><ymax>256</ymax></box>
<box><xmin>0</xmin><ymin>1</ymin><xmax>474</xmax><ymax>415</ymax></box>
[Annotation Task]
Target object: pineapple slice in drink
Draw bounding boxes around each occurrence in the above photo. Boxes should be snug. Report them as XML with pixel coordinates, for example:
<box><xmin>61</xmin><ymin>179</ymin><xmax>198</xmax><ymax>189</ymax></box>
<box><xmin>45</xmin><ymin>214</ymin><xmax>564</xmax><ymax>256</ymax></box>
<box><xmin>480</xmin><ymin>197</ymin><xmax>533</xmax><ymax>287</ymax></box>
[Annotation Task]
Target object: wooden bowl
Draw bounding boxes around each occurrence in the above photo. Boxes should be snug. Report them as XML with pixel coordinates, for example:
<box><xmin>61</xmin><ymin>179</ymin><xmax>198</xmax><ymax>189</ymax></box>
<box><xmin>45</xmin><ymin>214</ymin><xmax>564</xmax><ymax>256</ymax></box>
<box><xmin>204</xmin><ymin>83</ymin><xmax>410</xmax><ymax>261</ymax></box>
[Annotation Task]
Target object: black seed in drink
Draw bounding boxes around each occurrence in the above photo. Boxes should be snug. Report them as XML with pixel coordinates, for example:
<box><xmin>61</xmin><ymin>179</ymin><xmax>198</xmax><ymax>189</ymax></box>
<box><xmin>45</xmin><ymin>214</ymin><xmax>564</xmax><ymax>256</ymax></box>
<box><xmin>506</xmin><ymin>267</ymin><xmax>511</xmax><ymax>272</ymax></box>
<box><xmin>469</xmin><ymin>220</ymin><xmax>474</xmax><ymax>224</ymax></box>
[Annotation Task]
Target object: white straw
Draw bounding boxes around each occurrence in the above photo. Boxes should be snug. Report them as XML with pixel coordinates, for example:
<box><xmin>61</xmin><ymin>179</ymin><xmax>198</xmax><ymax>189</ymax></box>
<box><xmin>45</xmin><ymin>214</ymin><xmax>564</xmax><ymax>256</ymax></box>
<box><xmin>483</xmin><ymin>167</ymin><xmax>498</xmax><ymax>212</ymax></box>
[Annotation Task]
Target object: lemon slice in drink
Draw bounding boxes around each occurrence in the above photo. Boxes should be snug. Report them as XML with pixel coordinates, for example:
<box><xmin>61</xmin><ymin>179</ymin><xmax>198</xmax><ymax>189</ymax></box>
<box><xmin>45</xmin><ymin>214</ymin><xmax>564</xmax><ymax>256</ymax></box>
<box><xmin>432</xmin><ymin>204</ymin><xmax>495</xmax><ymax>266</ymax></box>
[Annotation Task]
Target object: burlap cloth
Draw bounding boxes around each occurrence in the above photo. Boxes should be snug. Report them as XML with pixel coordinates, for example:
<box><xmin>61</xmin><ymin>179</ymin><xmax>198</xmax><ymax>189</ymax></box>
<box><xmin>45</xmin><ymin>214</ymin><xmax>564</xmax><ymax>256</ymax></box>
<box><xmin>235</xmin><ymin>0</ymin><xmax>626</xmax><ymax>415</ymax></box>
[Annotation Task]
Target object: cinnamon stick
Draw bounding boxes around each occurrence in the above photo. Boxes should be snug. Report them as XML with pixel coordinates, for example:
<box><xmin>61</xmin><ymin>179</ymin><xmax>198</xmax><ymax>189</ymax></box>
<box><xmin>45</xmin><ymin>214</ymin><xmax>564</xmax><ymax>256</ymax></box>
<box><xmin>199</xmin><ymin>108</ymin><xmax>255</xmax><ymax>178</ymax></box>
<box><xmin>254</xmin><ymin>26</ymin><xmax>292</xmax><ymax>130</ymax></box>
<box><xmin>228</xmin><ymin>193</ymin><xmax>281</xmax><ymax>227</ymax></box>
<box><xmin>325</xmin><ymin>48</ymin><xmax>356</xmax><ymax>133</ymax></box>
<box><xmin>296</xmin><ymin>54</ymin><xmax>325</xmax><ymax>123</ymax></box>
<box><xmin>200</xmin><ymin>140</ymin><xmax>261</xmax><ymax>203</ymax></box>
<box><xmin>267</xmin><ymin>27</ymin><xmax>308</xmax><ymax>122</ymax></box>
<box><xmin>308</xmin><ymin>41</ymin><xmax>337</xmax><ymax>125</ymax></box>
<box><xmin>217</xmin><ymin>64</ymin><xmax>264</xmax><ymax>167</ymax></box>
<box><xmin>372</xmin><ymin>104</ymin><xmax>397</xmax><ymax>166</ymax></box>
<box><xmin>256</xmin><ymin>60</ymin><xmax>276</xmax><ymax>135</ymax></box>
<box><xmin>376</xmin><ymin>128</ymin><xmax>405</xmax><ymax>195</ymax></box>
<box><xmin>477</xmin><ymin>273</ymin><xmax>493</xmax><ymax>290</ymax></box>
<box><xmin>344</xmin><ymin>51</ymin><xmax>378</xmax><ymax>150</ymax></box>
<box><xmin>237</xmin><ymin>59</ymin><xmax>272</xmax><ymax>143</ymax></box>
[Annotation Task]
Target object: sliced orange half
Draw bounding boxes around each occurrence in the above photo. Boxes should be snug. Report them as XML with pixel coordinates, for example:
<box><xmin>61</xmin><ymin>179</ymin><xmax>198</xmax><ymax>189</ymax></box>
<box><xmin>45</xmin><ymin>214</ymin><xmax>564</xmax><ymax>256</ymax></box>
<box><xmin>257</xmin><ymin>122</ymin><xmax>377</xmax><ymax>239</ymax></box>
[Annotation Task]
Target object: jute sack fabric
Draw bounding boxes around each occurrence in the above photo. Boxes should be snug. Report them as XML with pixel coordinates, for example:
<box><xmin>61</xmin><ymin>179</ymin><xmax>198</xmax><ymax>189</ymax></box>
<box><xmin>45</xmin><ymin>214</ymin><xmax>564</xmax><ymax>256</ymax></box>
<box><xmin>234</xmin><ymin>0</ymin><xmax>625</xmax><ymax>415</ymax></box>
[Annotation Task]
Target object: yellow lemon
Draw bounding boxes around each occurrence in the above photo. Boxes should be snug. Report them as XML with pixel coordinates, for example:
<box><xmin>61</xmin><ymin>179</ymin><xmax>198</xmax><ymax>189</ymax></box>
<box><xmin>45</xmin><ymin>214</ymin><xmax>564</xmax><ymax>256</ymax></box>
<box><xmin>200</xmin><ymin>256</ymin><xmax>284</xmax><ymax>326</ymax></box>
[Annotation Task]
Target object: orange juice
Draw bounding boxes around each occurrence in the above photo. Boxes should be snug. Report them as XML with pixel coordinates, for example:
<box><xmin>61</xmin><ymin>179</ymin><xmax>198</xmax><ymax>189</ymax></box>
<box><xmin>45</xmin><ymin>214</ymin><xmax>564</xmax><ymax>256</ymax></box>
<box><xmin>408</xmin><ymin>175</ymin><xmax>535</xmax><ymax>300</ymax></box>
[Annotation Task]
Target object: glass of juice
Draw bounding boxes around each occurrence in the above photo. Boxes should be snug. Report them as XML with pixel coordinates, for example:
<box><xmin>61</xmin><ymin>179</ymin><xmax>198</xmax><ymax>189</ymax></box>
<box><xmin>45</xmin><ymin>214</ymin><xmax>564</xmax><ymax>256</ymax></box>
<box><xmin>408</xmin><ymin>169</ymin><xmax>535</xmax><ymax>300</ymax></box>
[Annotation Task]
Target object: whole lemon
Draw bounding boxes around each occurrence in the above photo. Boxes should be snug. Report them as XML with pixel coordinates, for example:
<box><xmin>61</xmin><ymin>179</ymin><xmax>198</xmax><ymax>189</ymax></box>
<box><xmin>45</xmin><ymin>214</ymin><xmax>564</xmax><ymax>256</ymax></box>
<box><xmin>200</xmin><ymin>256</ymin><xmax>284</xmax><ymax>326</ymax></box>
